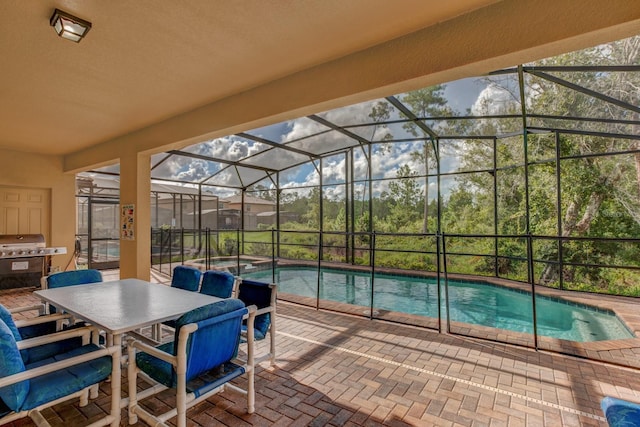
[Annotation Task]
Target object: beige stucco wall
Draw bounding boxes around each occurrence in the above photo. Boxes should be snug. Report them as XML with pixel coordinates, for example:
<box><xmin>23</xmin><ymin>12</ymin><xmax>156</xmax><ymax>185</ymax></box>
<box><xmin>0</xmin><ymin>148</ymin><xmax>75</xmax><ymax>272</ymax></box>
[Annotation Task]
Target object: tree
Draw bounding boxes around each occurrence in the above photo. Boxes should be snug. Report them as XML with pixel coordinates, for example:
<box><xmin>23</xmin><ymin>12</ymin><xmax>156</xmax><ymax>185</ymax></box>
<box><xmin>401</xmin><ymin>86</ymin><xmax>453</xmax><ymax>233</ymax></box>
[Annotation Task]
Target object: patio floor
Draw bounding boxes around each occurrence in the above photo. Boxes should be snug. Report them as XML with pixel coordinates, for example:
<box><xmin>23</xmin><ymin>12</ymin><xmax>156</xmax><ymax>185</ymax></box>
<box><xmin>3</xmin><ymin>272</ymin><xmax>640</xmax><ymax>426</ymax></box>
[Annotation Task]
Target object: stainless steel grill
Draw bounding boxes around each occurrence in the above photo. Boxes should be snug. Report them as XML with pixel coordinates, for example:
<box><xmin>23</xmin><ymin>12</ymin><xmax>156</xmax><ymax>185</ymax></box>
<box><xmin>0</xmin><ymin>234</ymin><xmax>67</xmax><ymax>290</ymax></box>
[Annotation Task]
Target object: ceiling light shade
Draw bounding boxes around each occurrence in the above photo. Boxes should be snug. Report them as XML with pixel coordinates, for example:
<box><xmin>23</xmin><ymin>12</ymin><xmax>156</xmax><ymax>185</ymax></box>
<box><xmin>50</xmin><ymin>8</ymin><xmax>91</xmax><ymax>43</ymax></box>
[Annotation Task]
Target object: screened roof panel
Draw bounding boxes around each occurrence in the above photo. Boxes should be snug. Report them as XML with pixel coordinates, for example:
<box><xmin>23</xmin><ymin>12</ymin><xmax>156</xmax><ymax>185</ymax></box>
<box><xmin>241</xmin><ymin>148</ymin><xmax>311</xmax><ymax>170</ymax></box>
<box><xmin>341</xmin><ymin>123</ymin><xmax>394</xmax><ymax>142</ymax></box>
<box><xmin>202</xmin><ymin>165</ymin><xmax>274</xmax><ymax>188</ymax></box>
<box><xmin>201</xmin><ymin>165</ymin><xmax>243</xmax><ymax>187</ymax></box>
<box><xmin>523</xmin><ymin>71</ymin><xmax>638</xmax><ymax>124</ymax></box>
<box><xmin>246</xmin><ymin>117</ymin><xmax>332</xmax><ymax>143</ymax></box>
<box><xmin>315</xmin><ymin>98</ymin><xmax>404</xmax><ymax>127</ymax></box>
<box><xmin>549</xmin><ymin>70</ymin><xmax>639</xmax><ymax>106</ymax></box>
<box><xmin>233</xmin><ymin>166</ymin><xmax>274</xmax><ymax>188</ymax></box>
<box><xmin>183</xmin><ymin>135</ymin><xmax>271</xmax><ymax>161</ymax></box>
<box><xmin>246</xmin><ymin>177</ymin><xmax>277</xmax><ymax>192</ymax></box>
<box><xmin>279</xmin><ymin>161</ymin><xmax>318</xmax><ymax>188</ymax></box>
<box><xmin>285</xmin><ymin>130</ymin><xmax>360</xmax><ymax>155</ymax></box>
<box><xmin>527</xmin><ymin>116</ymin><xmax>637</xmax><ymax>137</ymax></box>
<box><xmin>151</xmin><ymin>153</ymin><xmax>225</xmax><ymax>183</ymax></box>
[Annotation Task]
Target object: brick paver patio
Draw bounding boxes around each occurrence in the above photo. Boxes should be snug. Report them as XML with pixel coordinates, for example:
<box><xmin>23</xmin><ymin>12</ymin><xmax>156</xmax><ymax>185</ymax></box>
<box><xmin>2</xmin><ymin>271</ymin><xmax>640</xmax><ymax>426</ymax></box>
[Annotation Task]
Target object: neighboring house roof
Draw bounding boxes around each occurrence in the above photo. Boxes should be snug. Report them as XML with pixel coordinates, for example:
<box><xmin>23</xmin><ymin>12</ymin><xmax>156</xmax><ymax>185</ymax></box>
<box><xmin>222</xmin><ymin>195</ymin><xmax>275</xmax><ymax>205</ymax></box>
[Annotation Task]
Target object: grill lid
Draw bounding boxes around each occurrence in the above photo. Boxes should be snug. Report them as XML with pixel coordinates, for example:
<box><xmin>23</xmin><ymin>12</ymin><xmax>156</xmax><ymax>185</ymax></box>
<box><xmin>0</xmin><ymin>234</ymin><xmax>46</xmax><ymax>247</ymax></box>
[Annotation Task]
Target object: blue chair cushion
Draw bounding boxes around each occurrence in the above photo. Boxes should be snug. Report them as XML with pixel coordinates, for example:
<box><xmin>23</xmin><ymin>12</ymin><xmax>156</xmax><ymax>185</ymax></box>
<box><xmin>177</xmin><ymin>300</ymin><xmax>246</xmax><ymax>381</ymax></box>
<box><xmin>200</xmin><ymin>270</ymin><xmax>234</xmax><ymax>298</ymax></box>
<box><xmin>0</xmin><ymin>305</ymin><xmax>22</xmax><ymax>341</ymax></box>
<box><xmin>47</xmin><ymin>269</ymin><xmax>102</xmax><ymax>289</ymax></box>
<box><xmin>0</xmin><ymin>303</ymin><xmax>83</xmax><ymax>364</ymax></box>
<box><xmin>0</xmin><ymin>320</ymin><xmax>28</xmax><ymax>412</ymax></box>
<box><xmin>19</xmin><ymin>344</ymin><xmax>112</xmax><ymax>411</ymax></box>
<box><xmin>135</xmin><ymin>342</ymin><xmax>175</xmax><ymax>388</ymax></box>
<box><xmin>171</xmin><ymin>266</ymin><xmax>202</xmax><ymax>292</ymax></box>
<box><xmin>25</xmin><ymin>337</ymin><xmax>84</xmax><ymax>365</ymax></box>
<box><xmin>47</xmin><ymin>270</ymin><xmax>102</xmax><ymax>314</ymax></box>
<box><xmin>136</xmin><ymin>339</ymin><xmax>244</xmax><ymax>395</ymax></box>
<box><xmin>16</xmin><ymin>321</ymin><xmax>57</xmax><ymax>340</ymax></box>
<box><xmin>0</xmin><ymin>305</ymin><xmax>28</xmax><ymax>362</ymax></box>
<box><xmin>237</xmin><ymin>280</ymin><xmax>273</xmax><ymax>340</ymax></box>
<box><xmin>241</xmin><ymin>312</ymin><xmax>270</xmax><ymax>340</ymax></box>
<box><xmin>602</xmin><ymin>396</ymin><xmax>640</xmax><ymax>427</ymax></box>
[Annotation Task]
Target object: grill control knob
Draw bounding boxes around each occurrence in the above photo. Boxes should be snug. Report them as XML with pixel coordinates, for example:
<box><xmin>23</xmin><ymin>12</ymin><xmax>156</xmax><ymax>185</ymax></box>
<box><xmin>0</xmin><ymin>252</ymin><xmax>5</xmax><ymax>257</ymax></box>
<box><xmin>28</xmin><ymin>250</ymin><xmax>35</xmax><ymax>255</ymax></box>
<box><xmin>8</xmin><ymin>251</ymin><xmax>15</xmax><ymax>256</ymax></box>
<box><xmin>17</xmin><ymin>251</ymin><xmax>24</xmax><ymax>255</ymax></box>
<box><xmin>38</xmin><ymin>249</ymin><xmax>45</xmax><ymax>254</ymax></box>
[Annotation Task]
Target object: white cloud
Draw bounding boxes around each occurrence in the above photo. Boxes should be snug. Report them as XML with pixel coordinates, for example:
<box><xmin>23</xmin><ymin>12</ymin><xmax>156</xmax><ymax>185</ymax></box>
<box><xmin>471</xmin><ymin>82</ymin><xmax>519</xmax><ymax>115</ymax></box>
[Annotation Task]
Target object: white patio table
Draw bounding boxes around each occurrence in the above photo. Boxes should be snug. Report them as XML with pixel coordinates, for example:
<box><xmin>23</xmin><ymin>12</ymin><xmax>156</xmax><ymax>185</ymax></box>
<box><xmin>34</xmin><ymin>278</ymin><xmax>222</xmax><ymax>427</ymax></box>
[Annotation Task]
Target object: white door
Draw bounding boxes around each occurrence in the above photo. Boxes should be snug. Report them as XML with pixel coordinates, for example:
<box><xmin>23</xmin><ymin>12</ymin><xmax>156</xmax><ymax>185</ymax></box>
<box><xmin>0</xmin><ymin>186</ymin><xmax>51</xmax><ymax>241</ymax></box>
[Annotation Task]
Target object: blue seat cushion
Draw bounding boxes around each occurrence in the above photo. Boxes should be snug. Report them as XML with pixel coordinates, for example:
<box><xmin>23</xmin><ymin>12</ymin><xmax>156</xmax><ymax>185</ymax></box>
<box><xmin>200</xmin><ymin>270</ymin><xmax>234</xmax><ymax>298</ymax></box>
<box><xmin>602</xmin><ymin>396</ymin><xmax>640</xmax><ymax>427</ymax></box>
<box><xmin>241</xmin><ymin>313</ymin><xmax>270</xmax><ymax>340</ymax></box>
<box><xmin>237</xmin><ymin>280</ymin><xmax>272</xmax><ymax>340</ymax></box>
<box><xmin>0</xmin><ymin>305</ymin><xmax>29</xmax><ymax>362</ymax></box>
<box><xmin>0</xmin><ymin>302</ymin><xmax>83</xmax><ymax>364</ymax></box>
<box><xmin>136</xmin><ymin>341</ymin><xmax>244</xmax><ymax>396</ymax></box>
<box><xmin>25</xmin><ymin>336</ymin><xmax>84</xmax><ymax>365</ymax></box>
<box><xmin>47</xmin><ymin>270</ymin><xmax>103</xmax><ymax>289</ymax></box>
<box><xmin>0</xmin><ymin>320</ymin><xmax>28</xmax><ymax>412</ymax></box>
<box><xmin>17</xmin><ymin>321</ymin><xmax>57</xmax><ymax>340</ymax></box>
<box><xmin>171</xmin><ymin>266</ymin><xmax>202</xmax><ymax>291</ymax></box>
<box><xmin>19</xmin><ymin>344</ymin><xmax>112</xmax><ymax>411</ymax></box>
<box><xmin>136</xmin><ymin>341</ymin><xmax>175</xmax><ymax>388</ymax></box>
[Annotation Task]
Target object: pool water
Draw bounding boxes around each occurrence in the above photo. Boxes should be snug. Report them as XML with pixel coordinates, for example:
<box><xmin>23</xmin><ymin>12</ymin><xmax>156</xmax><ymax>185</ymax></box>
<box><xmin>245</xmin><ymin>266</ymin><xmax>634</xmax><ymax>342</ymax></box>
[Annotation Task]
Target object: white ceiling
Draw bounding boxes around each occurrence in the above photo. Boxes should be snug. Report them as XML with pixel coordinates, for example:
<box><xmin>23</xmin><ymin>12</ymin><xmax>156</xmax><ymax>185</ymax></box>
<box><xmin>0</xmin><ymin>0</ymin><xmax>502</xmax><ymax>156</ymax></box>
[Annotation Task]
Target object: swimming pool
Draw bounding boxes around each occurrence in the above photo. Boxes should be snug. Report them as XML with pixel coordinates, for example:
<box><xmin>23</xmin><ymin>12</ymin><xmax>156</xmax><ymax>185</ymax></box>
<box><xmin>244</xmin><ymin>266</ymin><xmax>634</xmax><ymax>342</ymax></box>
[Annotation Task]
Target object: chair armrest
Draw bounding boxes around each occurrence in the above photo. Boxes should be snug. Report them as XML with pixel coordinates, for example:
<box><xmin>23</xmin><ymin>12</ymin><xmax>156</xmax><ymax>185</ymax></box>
<box><xmin>0</xmin><ymin>344</ymin><xmax>118</xmax><ymax>389</ymax></box>
<box><xmin>16</xmin><ymin>325</ymin><xmax>97</xmax><ymax>350</ymax></box>
<box><xmin>14</xmin><ymin>313</ymin><xmax>73</xmax><ymax>329</ymax></box>
<box><xmin>8</xmin><ymin>303</ymin><xmax>46</xmax><ymax>316</ymax></box>
<box><xmin>254</xmin><ymin>306</ymin><xmax>274</xmax><ymax>316</ymax></box>
<box><xmin>127</xmin><ymin>337</ymin><xmax>177</xmax><ymax>366</ymax></box>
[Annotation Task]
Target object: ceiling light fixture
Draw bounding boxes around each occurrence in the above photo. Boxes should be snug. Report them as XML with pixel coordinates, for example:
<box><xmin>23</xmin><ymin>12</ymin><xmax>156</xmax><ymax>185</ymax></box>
<box><xmin>50</xmin><ymin>8</ymin><xmax>92</xmax><ymax>43</ymax></box>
